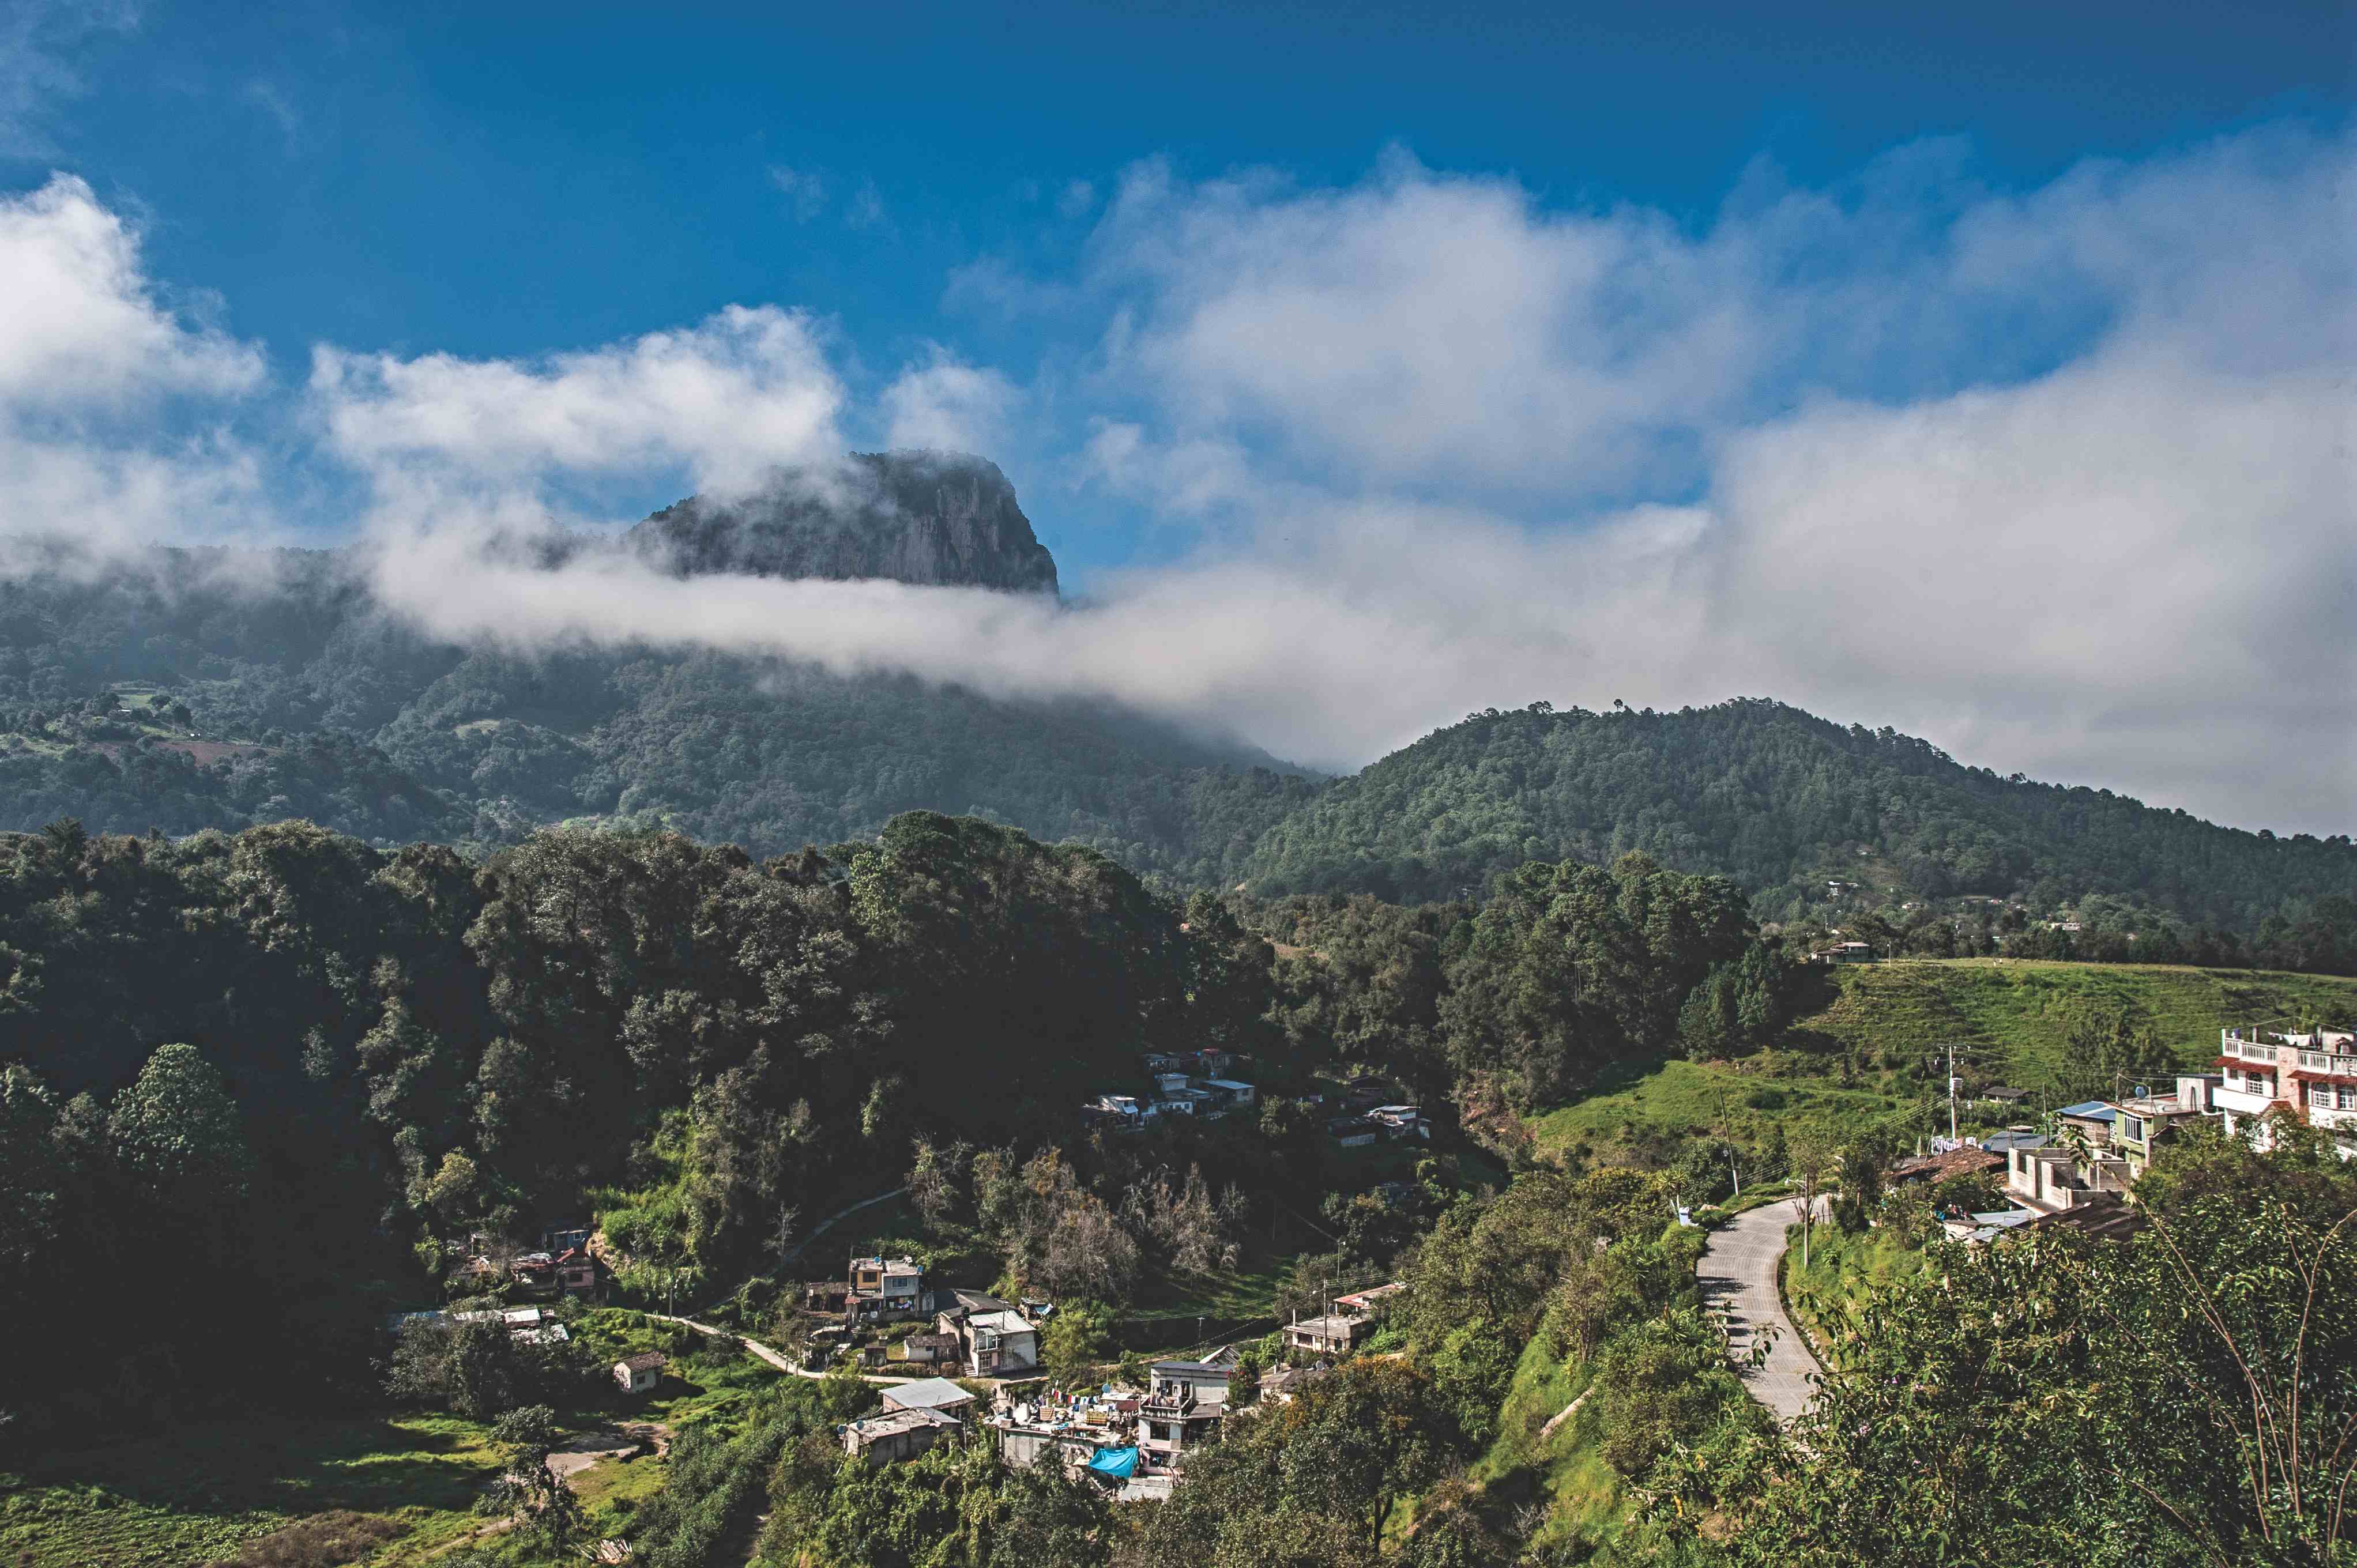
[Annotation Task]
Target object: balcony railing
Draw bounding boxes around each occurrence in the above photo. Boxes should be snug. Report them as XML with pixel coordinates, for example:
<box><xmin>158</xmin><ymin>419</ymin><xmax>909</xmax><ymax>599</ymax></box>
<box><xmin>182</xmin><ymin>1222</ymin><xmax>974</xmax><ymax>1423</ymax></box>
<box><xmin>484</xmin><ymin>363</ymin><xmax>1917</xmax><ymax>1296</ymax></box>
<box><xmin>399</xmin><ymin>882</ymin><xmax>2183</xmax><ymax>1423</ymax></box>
<box><xmin>2298</xmin><ymin>1051</ymin><xmax>2357</xmax><ymax>1075</ymax></box>
<box><xmin>2225</xmin><ymin>1039</ymin><xmax>2279</xmax><ymax>1063</ymax></box>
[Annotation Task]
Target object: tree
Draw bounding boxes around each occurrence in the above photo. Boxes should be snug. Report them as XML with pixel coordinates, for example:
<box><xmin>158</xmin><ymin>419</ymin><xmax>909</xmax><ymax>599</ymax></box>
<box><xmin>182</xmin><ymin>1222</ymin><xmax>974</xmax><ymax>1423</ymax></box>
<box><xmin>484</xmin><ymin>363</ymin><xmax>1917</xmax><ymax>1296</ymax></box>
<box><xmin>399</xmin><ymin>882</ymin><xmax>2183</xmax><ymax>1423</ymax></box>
<box><xmin>1831</xmin><ymin>1142</ymin><xmax>1885</xmax><ymax>1234</ymax></box>
<box><xmin>1788</xmin><ymin>1130</ymin><xmax>1833</xmax><ymax>1270</ymax></box>
<box><xmin>1667</xmin><ymin>1126</ymin><xmax>2357</xmax><ymax>1567</ymax></box>
<box><xmin>386</xmin><ymin>1317</ymin><xmax>516</xmax><ymax>1419</ymax></box>
<box><xmin>480</xmin><ymin>1404</ymin><xmax>585</xmax><ymax>1551</ymax></box>
<box><xmin>1041</xmin><ymin>1299</ymin><xmax>1117</xmax><ymax>1386</ymax></box>
<box><xmin>107</xmin><ymin>1043</ymin><xmax>250</xmax><ymax>1202</ymax></box>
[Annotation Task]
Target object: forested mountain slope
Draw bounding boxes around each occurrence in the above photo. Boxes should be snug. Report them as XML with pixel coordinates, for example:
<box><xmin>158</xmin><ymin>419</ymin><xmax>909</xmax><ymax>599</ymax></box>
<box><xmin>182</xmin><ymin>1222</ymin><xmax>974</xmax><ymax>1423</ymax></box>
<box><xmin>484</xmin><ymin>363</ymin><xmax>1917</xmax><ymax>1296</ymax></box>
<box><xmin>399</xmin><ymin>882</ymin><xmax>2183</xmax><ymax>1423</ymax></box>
<box><xmin>1233</xmin><ymin>700</ymin><xmax>2355</xmax><ymax>931</ymax></box>
<box><xmin>0</xmin><ymin>454</ymin><xmax>2345</xmax><ymax>937</ymax></box>
<box><xmin>0</xmin><ymin>453</ymin><xmax>1315</xmax><ymax>877</ymax></box>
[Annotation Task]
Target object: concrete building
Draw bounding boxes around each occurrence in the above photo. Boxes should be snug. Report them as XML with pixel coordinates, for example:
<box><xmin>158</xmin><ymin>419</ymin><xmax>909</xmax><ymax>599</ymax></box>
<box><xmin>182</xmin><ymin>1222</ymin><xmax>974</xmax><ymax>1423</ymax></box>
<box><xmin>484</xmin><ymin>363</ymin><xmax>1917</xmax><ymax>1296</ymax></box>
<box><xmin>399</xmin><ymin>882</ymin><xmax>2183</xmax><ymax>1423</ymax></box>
<box><xmin>2006</xmin><ymin>1142</ymin><xmax>2131</xmax><ymax>1216</ymax></box>
<box><xmin>844</xmin><ymin>1407</ymin><xmax>961</xmax><ymax>1464</ymax></box>
<box><xmin>2215</xmin><ymin>1028</ymin><xmax>2357</xmax><ymax>1159</ymax></box>
<box><xmin>613</xmin><ymin>1352</ymin><xmax>665</xmax><ymax>1394</ymax></box>
<box><xmin>882</xmin><ymin>1377</ymin><xmax>978</xmax><ymax>1420</ymax></box>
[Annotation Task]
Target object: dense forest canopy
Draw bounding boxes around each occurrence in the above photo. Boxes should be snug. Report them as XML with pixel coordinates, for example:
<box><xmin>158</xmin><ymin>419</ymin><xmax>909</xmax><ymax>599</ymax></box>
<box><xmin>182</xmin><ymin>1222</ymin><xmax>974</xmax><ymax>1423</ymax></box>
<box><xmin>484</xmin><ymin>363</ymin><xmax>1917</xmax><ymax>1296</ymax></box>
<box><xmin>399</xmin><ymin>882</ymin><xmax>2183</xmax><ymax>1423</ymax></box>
<box><xmin>1236</xmin><ymin>699</ymin><xmax>2356</xmax><ymax>932</ymax></box>
<box><xmin>0</xmin><ymin>806</ymin><xmax>1798</xmax><ymax>1442</ymax></box>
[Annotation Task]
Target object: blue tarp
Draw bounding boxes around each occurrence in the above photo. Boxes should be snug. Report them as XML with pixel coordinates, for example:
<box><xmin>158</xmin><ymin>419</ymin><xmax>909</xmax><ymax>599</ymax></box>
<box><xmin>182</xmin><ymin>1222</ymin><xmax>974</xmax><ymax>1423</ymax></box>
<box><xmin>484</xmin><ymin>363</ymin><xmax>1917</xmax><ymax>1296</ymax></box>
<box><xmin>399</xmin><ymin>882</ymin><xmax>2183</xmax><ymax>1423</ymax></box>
<box><xmin>1086</xmin><ymin>1447</ymin><xmax>1140</xmax><ymax>1479</ymax></box>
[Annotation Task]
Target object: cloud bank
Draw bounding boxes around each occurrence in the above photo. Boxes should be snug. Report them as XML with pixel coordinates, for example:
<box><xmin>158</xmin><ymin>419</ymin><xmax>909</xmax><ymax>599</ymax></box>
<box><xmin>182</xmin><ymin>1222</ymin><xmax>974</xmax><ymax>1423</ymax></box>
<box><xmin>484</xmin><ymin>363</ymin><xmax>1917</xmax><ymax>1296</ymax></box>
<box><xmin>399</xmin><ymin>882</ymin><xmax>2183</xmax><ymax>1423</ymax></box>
<box><xmin>0</xmin><ymin>123</ymin><xmax>2350</xmax><ymax>835</ymax></box>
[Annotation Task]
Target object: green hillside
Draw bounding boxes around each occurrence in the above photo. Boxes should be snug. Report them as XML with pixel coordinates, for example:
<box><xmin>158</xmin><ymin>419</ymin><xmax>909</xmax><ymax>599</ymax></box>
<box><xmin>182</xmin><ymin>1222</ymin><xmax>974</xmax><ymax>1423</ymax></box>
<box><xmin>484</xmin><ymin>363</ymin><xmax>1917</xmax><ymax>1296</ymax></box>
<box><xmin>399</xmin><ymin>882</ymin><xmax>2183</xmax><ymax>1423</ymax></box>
<box><xmin>1793</xmin><ymin>958</ymin><xmax>2357</xmax><ymax>1096</ymax></box>
<box><xmin>1233</xmin><ymin>700</ymin><xmax>2356</xmax><ymax>933</ymax></box>
<box><xmin>1528</xmin><ymin>958</ymin><xmax>2357</xmax><ymax>1161</ymax></box>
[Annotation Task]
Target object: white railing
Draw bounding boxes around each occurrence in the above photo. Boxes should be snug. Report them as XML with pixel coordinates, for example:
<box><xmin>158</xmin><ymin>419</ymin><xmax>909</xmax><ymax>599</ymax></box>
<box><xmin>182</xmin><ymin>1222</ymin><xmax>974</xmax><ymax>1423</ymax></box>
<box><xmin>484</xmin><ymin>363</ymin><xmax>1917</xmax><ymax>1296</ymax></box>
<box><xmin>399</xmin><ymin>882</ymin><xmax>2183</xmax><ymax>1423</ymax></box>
<box><xmin>2298</xmin><ymin>1051</ymin><xmax>2357</xmax><ymax>1074</ymax></box>
<box><xmin>2226</xmin><ymin>1041</ymin><xmax>2279</xmax><ymax>1064</ymax></box>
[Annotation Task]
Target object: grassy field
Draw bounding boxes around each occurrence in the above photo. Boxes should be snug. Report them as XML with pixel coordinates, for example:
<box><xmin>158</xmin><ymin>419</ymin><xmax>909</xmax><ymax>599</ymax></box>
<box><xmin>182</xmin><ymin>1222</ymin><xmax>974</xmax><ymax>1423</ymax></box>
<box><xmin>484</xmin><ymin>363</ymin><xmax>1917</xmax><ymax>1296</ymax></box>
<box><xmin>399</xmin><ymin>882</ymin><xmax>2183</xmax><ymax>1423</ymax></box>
<box><xmin>1790</xmin><ymin>958</ymin><xmax>2357</xmax><ymax>1096</ymax></box>
<box><xmin>1530</xmin><ymin>1056</ymin><xmax>1911</xmax><ymax>1160</ymax></box>
<box><xmin>0</xmin><ymin>1314</ymin><xmax>780</xmax><ymax>1568</ymax></box>
<box><xmin>0</xmin><ymin>1412</ymin><xmax>508</xmax><ymax>1568</ymax></box>
<box><xmin>1532</xmin><ymin>959</ymin><xmax>2357</xmax><ymax>1160</ymax></box>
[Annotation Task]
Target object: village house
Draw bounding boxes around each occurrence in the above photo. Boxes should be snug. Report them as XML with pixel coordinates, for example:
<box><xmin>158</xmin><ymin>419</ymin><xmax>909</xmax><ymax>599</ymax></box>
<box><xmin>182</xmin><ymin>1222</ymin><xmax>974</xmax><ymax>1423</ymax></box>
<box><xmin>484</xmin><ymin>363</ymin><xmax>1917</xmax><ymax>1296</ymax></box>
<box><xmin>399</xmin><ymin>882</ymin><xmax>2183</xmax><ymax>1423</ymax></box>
<box><xmin>2109</xmin><ymin>1077</ymin><xmax>2222</xmax><ymax>1177</ymax></box>
<box><xmin>1285</xmin><ymin>1310</ymin><xmax>1375</xmax><ymax>1356</ymax></box>
<box><xmin>510</xmin><ymin>1252</ymin><xmax>559</xmax><ymax>1297</ymax></box>
<box><xmin>2053</xmin><ymin>1100</ymin><xmax>2119</xmax><ymax>1146</ymax></box>
<box><xmin>1148</xmin><ymin>1353</ymin><xmax>1235</xmax><ymax>1402</ymax></box>
<box><xmin>849</xmin><ymin>1255</ymin><xmax>926</xmax><ymax>1320</ymax></box>
<box><xmin>897</xmin><ymin>1332</ymin><xmax>962</xmax><ymax>1367</ymax></box>
<box><xmin>1082</xmin><ymin>1093</ymin><xmax>1146</xmax><ymax>1132</ymax></box>
<box><xmin>1367</xmin><ymin>1105</ymin><xmax>1431</xmax><ymax>1141</ymax></box>
<box><xmin>843</xmin><ymin>1407</ymin><xmax>961</xmax><ymax>1464</ymax></box>
<box><xmin>2215</xmin><ymin>1027</ymin><xmax>2357</xmax><ymax>1159</ymax></box>
<box><xmin>1138</xmin><ymin>1372</ymin><xmax>1226</xmax><ymax>1473</ymax></box>
<box><xmin>2006</xmin><ymin>1141</ymin><xmax>2131</xmax><ymax>1216</ymax></box>
<box><xmin>1888</xmin><ymin>1145</ymin><xmax>2005</xmax><ymax>1189</ymax></box>
<box><xmin>988</xmin><ymin>1385</ymin><xmax>1140</xmax><ymax>1476</ymax></box>
<box><xmin>543</xmin><ymin>1222</ymin><xmax>592</xmax><ymax>1255</ymax></box>
<box><xmin>613</xmin><ymin>1352</ymin><xmax>665</xmax><ymax>1395</ymax></box>
<box><xmin>553</xmin><ymin>1245</ymin><xmax>598</xmax><ymax>1298</ymax></box>
<box><xmin>1334</xmin><ymin>1282</ymin><xmax>1407</xmax><ymax>1315</ymax></box>
<box><xmin>934</xmin><ymin>1291</ymin><xmax>1041</xmax><ymax>1377</ymax></box>
<box><xmin>882</xmin><ymin>1377</ymin><xmax>978</xmax><ymax>1422</ymax></box>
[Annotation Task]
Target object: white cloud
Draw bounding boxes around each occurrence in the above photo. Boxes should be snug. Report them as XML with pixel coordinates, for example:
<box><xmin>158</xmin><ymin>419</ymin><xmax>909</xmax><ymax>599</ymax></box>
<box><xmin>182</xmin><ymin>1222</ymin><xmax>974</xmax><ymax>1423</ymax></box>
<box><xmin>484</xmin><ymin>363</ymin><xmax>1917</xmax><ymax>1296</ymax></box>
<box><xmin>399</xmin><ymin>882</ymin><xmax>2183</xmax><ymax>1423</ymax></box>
<box><xmin>310</xmin><ymin>304</ymin><xmax>845</xmax><ymax>497</ymax></box>
<box><xmin>0</xmin><ymin>174</ymin><xmax>263</xmax><ymax>405</ymax></box>
<box><xmin>882</xmin><ymin>350</ymin><xmax>1019</xmax><ymax>455</ymax></box>
<box><xmin>0</xmin><ymin>173</ymin><xmax>269</xmax><ymax>549</ymax></box>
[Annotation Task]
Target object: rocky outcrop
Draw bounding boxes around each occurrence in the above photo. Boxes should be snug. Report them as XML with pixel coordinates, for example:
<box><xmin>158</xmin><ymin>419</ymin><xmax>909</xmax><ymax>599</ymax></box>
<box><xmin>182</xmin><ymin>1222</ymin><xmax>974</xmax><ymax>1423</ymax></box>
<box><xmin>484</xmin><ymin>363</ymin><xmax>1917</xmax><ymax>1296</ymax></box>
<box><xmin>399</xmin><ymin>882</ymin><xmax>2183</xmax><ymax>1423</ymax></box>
<box><xmin>631</xmin><ymin>450</ymin><xmax>1059</xmax><ymax>594</ymax></box>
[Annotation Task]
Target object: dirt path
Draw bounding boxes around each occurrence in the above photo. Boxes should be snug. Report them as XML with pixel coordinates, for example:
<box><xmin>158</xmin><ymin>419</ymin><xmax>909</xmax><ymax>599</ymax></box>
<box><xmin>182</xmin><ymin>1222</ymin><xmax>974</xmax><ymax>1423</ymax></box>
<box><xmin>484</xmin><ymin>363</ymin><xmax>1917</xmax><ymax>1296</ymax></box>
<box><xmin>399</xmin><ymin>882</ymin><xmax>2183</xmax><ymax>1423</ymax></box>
<box><xmin>652</xmin><ymin>1314</ymin><xmax>923</xmax><ymax>1384</ymax></box>
<box><xmin>779</xmin><ymin>1185</ymin><xmax>910</xmax><ymax>1267</ymax></box>
<box><xmin>1696</xmin><ymin>1200</ymin><xmax>1825</xmax><ymax>1424</ymax></box>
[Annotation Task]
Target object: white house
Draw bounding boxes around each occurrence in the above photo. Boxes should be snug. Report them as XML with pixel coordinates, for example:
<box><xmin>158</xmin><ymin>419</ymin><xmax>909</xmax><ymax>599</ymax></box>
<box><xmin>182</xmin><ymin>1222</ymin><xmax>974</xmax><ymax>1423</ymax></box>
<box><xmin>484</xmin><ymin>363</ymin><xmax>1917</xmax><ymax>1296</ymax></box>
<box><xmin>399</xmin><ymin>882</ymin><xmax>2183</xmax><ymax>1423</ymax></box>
<box><xmin>613</xmin><ymin>1352</ymin><xmax>665</xmax><ymax>1394</ymax></box>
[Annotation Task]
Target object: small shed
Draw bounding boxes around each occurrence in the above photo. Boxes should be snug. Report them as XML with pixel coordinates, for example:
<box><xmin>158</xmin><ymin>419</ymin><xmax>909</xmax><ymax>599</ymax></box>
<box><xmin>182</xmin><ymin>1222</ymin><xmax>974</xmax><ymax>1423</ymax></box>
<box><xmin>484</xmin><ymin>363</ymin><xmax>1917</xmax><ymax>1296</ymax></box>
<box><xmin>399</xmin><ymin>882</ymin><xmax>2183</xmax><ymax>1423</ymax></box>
<box><xmin>614</xmin><ymin>1352</ymin><xmax>667</xmax><ymax>1395</ymax></box>
<box><xmin>900</xmin><ymin>1332</ymin><xmax>961</xmax><ymax>1365</ymax></box>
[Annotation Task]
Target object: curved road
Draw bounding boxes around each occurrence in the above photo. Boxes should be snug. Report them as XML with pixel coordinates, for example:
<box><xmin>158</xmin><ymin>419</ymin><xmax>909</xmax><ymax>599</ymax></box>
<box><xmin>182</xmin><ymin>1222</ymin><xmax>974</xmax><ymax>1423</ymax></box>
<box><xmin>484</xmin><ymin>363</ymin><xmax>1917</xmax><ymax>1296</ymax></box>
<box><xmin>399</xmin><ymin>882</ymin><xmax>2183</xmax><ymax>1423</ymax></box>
<box><xmin>1696</xmin><ymin>1200</ymin><xmax>1825</xmax><ymax>1423</ymax></box>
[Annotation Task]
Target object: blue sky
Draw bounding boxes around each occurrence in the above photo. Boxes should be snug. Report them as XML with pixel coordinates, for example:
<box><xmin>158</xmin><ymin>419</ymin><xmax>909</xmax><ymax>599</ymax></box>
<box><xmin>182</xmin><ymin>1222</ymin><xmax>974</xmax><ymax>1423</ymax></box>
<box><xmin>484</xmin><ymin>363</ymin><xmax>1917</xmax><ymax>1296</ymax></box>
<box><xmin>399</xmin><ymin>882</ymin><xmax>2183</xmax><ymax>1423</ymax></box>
<box><xmin>0</xmin><ymin>1</ymin><xmax>2351</xmax><ymax>831</ymax></box>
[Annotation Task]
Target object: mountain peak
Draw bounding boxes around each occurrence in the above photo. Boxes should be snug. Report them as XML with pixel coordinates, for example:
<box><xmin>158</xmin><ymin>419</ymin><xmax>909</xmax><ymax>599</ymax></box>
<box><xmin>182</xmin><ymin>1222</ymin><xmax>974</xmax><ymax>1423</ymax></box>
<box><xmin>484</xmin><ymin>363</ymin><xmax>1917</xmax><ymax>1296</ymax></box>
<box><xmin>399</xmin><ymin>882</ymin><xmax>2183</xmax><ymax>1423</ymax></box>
<box><xmin>630</xmin><ymin>450</ymin><xmax>1059</xmax><ymax>594</ymax></box>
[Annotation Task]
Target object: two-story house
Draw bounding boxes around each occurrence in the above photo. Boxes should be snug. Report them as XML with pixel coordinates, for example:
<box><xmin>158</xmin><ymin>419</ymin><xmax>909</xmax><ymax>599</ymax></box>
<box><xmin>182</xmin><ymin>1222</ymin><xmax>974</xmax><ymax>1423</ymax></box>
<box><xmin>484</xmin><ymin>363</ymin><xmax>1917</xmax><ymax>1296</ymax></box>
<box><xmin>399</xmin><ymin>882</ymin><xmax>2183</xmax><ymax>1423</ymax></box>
<box><xmin>850</xmin><ymin>1254</ymin><xmax>926</xmax><ymax>1320</ymax></box>
<box><xmin>934</xmin><ymin>1290</ymin><xmax>1041</xmax><ymax>1377</ymax></box>
<box><xmin>2107</xmin><ymin>1076</ymin><xmax>2222</xmax><ymax>1177</ymax></box>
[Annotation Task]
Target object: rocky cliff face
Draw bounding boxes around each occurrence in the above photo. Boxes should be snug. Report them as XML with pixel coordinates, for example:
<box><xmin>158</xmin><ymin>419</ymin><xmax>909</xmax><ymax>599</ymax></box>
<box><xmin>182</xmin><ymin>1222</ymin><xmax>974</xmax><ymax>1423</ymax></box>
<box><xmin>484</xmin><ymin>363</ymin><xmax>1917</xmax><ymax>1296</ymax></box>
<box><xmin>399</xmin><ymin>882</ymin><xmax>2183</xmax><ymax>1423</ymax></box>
<box><xmin>631</xmin><ymin>450</ymin><xmax>1060</xmax><ymax>594</ymax></box>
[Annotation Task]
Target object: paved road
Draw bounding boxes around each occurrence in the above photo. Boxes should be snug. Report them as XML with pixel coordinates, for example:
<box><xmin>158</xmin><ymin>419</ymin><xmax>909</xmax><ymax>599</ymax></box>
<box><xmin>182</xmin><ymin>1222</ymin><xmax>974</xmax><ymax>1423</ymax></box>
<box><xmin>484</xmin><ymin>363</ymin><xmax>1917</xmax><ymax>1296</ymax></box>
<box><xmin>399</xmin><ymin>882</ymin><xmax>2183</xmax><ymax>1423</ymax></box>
<box><xmin>1697</xmin><ymin>1200</ymin><xmax>1825</xmax><ymax>1423</ymax></box>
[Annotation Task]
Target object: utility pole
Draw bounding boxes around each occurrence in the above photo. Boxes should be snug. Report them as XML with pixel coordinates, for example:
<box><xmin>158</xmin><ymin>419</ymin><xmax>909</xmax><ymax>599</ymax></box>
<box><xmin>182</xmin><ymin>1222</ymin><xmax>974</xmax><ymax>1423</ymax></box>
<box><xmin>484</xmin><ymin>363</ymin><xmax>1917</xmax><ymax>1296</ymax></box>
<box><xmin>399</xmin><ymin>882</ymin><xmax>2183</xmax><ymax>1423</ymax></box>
<box><xmin>1707</xmin><ymin>1076</ymin><xmax>1741</xmax><ymax>1197</ymax></box>
<box><xmin>1949</xmin><ymin>1040</ymin><xmax>1959</xmax><ymax>1147</ymax></box>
